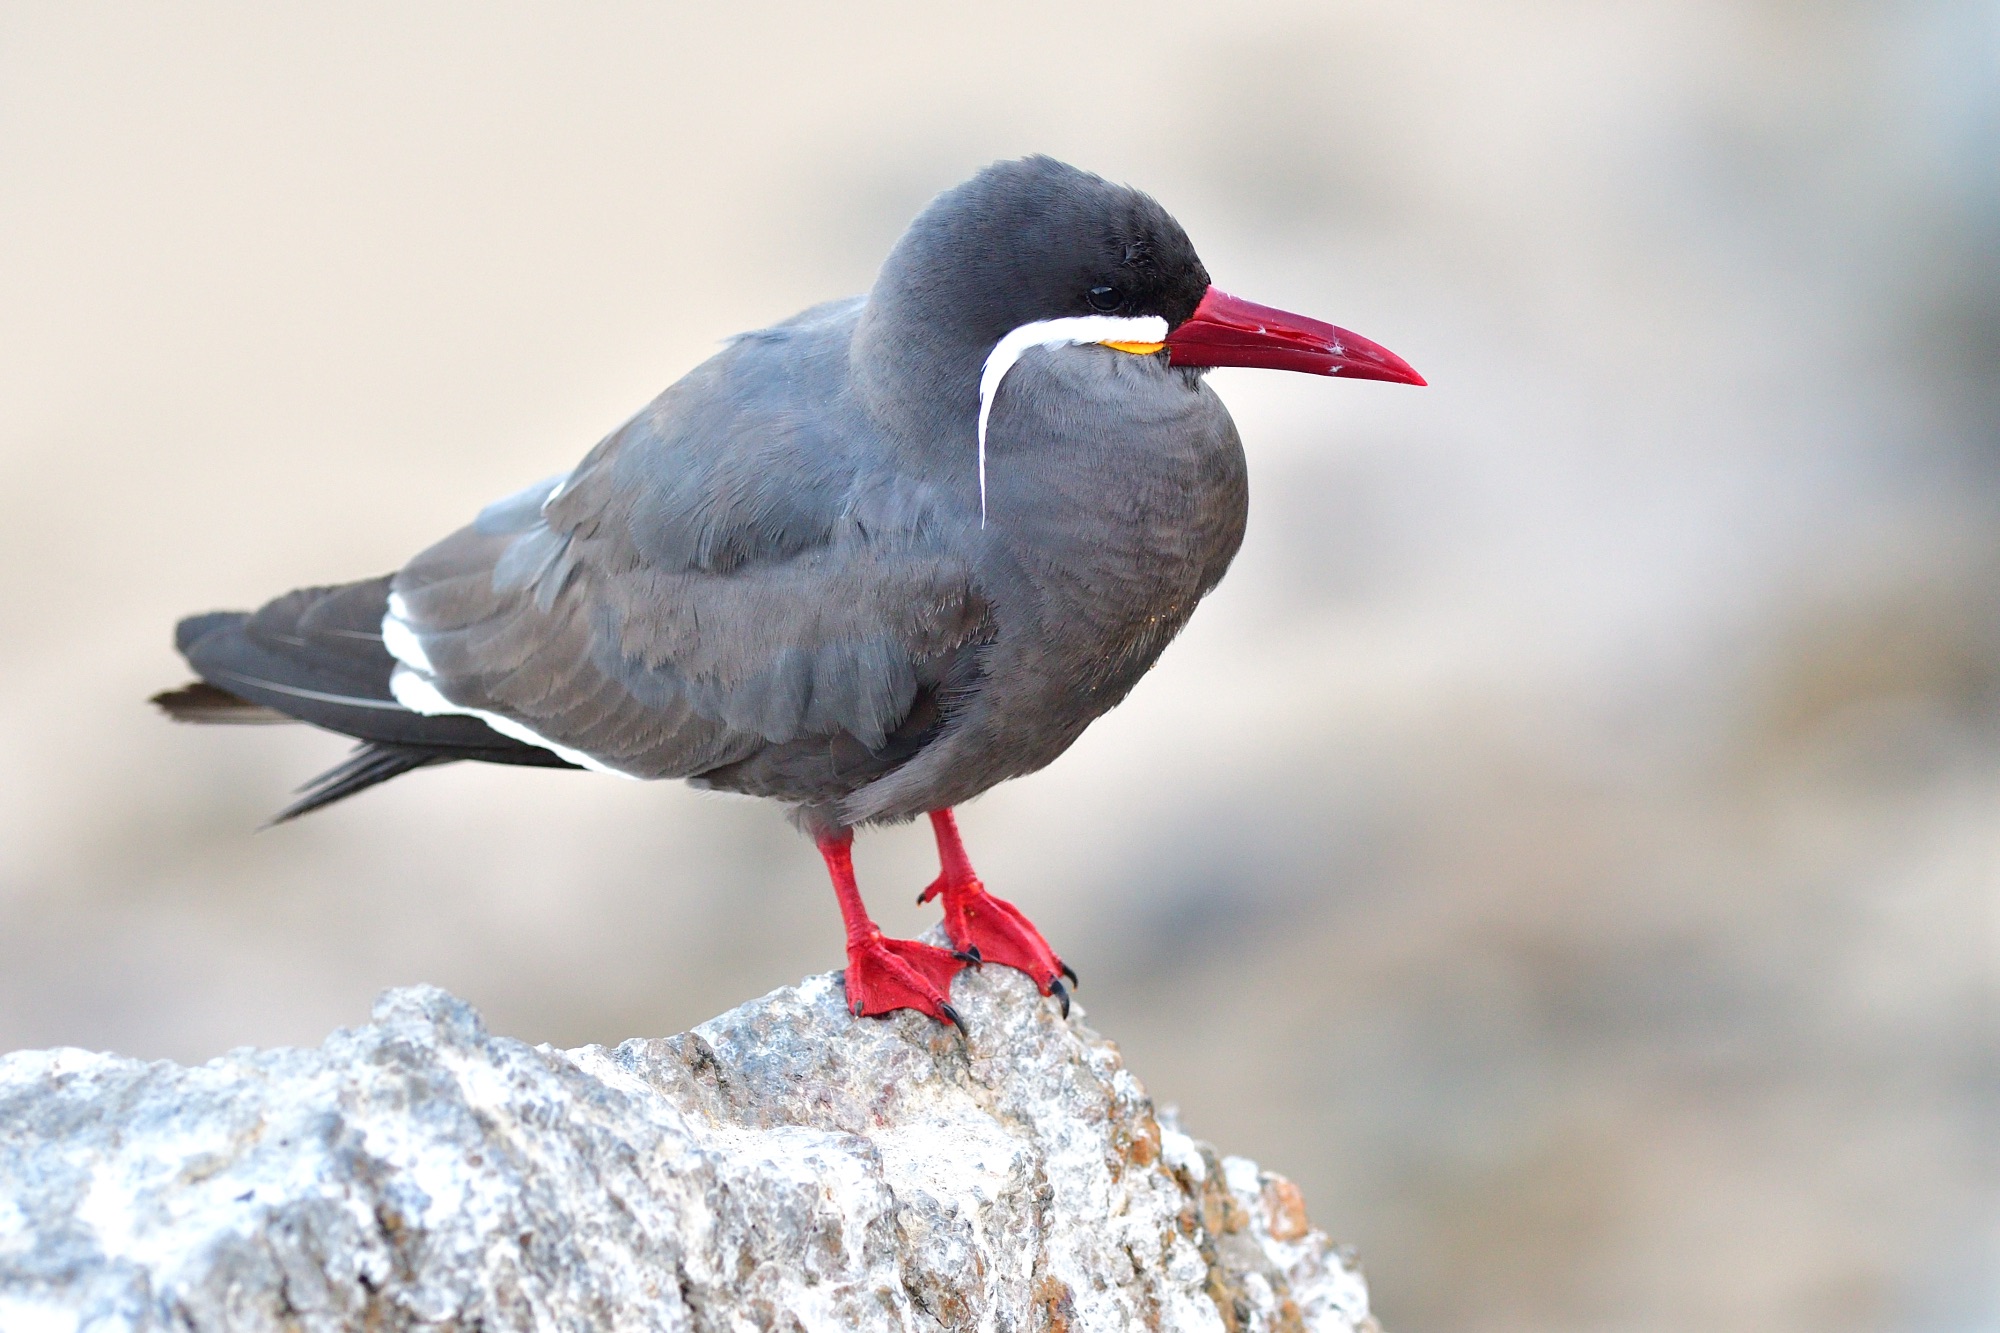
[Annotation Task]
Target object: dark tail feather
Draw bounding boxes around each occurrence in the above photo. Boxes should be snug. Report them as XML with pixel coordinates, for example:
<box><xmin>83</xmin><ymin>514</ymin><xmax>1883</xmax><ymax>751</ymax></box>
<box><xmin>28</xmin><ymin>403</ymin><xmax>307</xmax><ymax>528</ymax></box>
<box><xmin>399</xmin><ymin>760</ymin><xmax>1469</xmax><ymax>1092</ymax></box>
<box><xmin>268</xmin><ymin>743</ymin><xmax>450</xmax><ymax>825</ymax></box>
<box><xmin>152</xmin><ymin>681</ymin><xmax>293</xmax><ymax>724</ymax></box>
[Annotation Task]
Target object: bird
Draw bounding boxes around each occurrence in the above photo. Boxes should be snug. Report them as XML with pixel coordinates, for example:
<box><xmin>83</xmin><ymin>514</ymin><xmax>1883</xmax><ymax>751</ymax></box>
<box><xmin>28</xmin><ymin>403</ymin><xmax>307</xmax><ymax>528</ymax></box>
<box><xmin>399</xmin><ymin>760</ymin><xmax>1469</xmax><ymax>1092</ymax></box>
<box><xmin>154</xmin><ymin>155</ymin><xmax>1424</xmax><ymax>1030</ymax></box>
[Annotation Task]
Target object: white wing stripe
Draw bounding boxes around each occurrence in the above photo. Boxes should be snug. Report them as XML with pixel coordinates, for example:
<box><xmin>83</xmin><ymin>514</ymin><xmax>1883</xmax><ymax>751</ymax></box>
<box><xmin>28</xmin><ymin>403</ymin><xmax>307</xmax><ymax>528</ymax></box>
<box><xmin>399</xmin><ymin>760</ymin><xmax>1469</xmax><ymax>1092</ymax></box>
<box><xmin>382</xmin><ymin>591</ymin><xmax>636</xmax><ymax>779</ymax></box>
<box><xmin>388</xmin><ymin>667</ymin><xmax>636</xmax><ymax>778</ymax></box>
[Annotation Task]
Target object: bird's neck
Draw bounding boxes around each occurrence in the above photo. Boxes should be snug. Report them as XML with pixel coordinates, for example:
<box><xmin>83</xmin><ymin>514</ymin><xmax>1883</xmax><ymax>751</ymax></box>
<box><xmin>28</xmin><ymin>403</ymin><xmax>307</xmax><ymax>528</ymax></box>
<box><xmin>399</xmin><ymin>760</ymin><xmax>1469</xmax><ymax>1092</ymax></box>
<box><xmin>847</xmin><ymin>293</ymin><xmax>989</xmax><ymax>454</ymax></box>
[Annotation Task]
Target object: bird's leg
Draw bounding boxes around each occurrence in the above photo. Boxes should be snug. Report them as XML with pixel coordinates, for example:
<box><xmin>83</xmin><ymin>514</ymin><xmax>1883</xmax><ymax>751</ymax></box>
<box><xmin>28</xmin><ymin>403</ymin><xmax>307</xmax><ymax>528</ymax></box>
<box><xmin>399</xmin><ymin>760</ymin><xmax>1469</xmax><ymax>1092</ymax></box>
<box><xmin>917</xmin><ymin>808</ymin><xmax>1074</xmax><ymax>1015</ymax></box>
<box><xmin>817</xmin><ymin>829</ymin><xmax>965</xmax><ymax>1029</ymax></box>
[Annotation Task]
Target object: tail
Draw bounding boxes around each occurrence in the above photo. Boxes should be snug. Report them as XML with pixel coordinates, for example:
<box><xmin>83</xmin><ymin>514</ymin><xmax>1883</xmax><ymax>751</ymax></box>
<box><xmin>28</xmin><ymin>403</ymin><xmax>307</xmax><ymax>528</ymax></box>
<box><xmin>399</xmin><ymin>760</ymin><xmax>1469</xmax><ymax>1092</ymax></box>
<box><xmin>152</xmin><ymin>680</ymin><xmax>290</xmax><ymax>723</ymax></box>
<box><xmin>157</xmin><ymin>575</ymin><xmax>575</xmax><ymax>820</ymax></box>
<box><xmin>268</xmin><ymin>743</ymin><xmax>446</xmax><ymax>825</ymax></box>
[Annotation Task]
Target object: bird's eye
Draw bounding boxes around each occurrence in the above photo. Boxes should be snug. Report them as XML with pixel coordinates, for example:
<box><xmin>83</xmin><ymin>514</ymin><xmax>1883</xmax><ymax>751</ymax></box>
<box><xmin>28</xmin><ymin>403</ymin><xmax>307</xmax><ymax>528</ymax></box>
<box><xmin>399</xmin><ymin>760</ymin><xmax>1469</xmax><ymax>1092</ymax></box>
<box><xmin>1087</xmin><ymin>285</ymin><xmax>1122</xmax><ymax>312</ymax></box>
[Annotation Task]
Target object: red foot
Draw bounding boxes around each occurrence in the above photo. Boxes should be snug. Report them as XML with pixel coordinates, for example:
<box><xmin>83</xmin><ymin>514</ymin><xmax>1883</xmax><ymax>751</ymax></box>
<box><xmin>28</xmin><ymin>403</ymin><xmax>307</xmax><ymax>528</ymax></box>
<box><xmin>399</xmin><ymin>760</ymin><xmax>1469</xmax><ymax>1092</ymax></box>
<box><xmin>843</xmin><ymin>930</ymin><xmax>967</xmax><ymax>1028</ymax></box>
<box><xmin>920</xmin><ymin>810</ymin><xmax>1075</xmax><ymax>1016</ymax></box>
<box><xmin>816</xmin><ymin>828</ymin><xmax>966</xmax><ymax>1029</ymax></box>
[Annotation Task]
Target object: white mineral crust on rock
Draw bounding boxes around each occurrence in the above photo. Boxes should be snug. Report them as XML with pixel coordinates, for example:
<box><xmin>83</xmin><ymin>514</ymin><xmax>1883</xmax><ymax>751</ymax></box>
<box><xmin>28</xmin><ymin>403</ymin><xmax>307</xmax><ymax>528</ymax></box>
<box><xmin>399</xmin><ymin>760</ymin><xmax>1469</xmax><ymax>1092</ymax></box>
<box><xmin>0</xmin><ymin>960</ymin><xmax>1374</xmax><ymax>1332</ymax></box>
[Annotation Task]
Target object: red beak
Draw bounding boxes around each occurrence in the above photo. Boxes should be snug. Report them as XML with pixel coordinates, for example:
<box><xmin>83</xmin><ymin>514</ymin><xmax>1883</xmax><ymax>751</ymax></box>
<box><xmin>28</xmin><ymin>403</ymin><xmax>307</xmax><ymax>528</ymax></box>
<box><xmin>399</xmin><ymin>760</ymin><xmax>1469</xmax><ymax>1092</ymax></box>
<box><xmin>1164</xmin><ymin>287</ymin><xmax>1426</xmax><ymax>386</ymax></box>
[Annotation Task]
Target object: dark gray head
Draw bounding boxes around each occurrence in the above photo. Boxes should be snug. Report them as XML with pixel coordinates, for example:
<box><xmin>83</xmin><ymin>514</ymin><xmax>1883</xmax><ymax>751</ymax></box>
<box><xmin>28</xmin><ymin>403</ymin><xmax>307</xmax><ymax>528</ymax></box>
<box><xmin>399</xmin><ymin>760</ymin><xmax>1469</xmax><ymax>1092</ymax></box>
<box><xmin>871</xmin><ymin>156</ymin><xmax>1211</xmax><ymax>343</ymax></box>
<box><xmin>851</xmin><ymin>157</ymin><xmax>1212</xmax><ymax>433</ymax></box>
<box><xmin>849</xmin><ymin>154</ymin><xmax>1425</xmax><ymax>503</ymax></box>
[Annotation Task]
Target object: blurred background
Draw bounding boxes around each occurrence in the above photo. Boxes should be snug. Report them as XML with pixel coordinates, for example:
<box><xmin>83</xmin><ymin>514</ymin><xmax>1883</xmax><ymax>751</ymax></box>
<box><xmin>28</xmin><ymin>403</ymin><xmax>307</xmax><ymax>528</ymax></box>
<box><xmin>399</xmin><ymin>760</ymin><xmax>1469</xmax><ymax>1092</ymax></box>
<box><xmin>3</xmin><ymin>3</ymin><xmax>1997</xmax><ymax>1329</ymax></box>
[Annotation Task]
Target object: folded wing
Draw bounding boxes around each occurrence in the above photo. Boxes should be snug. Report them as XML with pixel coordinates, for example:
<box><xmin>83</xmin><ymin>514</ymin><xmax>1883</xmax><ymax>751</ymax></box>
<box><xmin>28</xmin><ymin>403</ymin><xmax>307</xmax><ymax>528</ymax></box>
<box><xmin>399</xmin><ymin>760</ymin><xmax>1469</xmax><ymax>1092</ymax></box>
<box><xmin>384</xmin><ymin>313</ymin><xmax>992</xmax><ymax>793</ymax></box>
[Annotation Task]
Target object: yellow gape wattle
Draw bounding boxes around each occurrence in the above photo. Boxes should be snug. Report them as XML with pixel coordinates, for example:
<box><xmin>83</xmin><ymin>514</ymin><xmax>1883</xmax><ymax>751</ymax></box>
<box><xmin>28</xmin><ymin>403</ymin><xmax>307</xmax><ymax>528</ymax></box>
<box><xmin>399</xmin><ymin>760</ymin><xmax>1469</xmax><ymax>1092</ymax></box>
<box><xmin>1099</xmin><ymin>340</ymin><xmax>1167</xmax><ymax>355</ymax></box>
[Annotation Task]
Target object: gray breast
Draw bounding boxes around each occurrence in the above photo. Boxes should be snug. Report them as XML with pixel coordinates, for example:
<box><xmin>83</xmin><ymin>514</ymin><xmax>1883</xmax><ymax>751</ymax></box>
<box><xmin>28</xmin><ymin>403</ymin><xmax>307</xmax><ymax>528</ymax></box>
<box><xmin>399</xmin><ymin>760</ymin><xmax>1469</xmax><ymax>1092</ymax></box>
<box><xmin>835</xmin><ymin>347</ymin><xmax>1247</xmax><ymax>826</ymax></box>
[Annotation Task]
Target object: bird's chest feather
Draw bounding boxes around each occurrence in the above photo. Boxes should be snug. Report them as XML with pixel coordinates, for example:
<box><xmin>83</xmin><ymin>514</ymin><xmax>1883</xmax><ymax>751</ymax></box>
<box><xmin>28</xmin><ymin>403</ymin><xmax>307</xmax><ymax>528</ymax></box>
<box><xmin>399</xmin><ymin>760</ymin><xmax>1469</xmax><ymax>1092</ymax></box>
<box><xmin>983</xmin><ymin>354</ymin><xmax>1247</xmax><ymax>709</ymax></box>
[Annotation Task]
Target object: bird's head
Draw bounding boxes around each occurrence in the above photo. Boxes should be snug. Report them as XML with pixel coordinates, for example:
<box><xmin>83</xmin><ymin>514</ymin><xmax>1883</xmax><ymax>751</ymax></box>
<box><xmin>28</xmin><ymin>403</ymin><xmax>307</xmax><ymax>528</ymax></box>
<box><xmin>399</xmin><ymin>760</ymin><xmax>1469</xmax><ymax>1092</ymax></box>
<box><xmin>856</xmin><ymin>156</ymin><xmax>1424</xmax><ymax>520</ymax></box>
<box><xmin>868</xmin><ymin>155</ymin><xmax>1211</xmax><ymax>347</ymax></box>
<box><xmin>867</xmin><ymin>155</ymin><xmax>1424</xmax><ymax>382</ymax></box>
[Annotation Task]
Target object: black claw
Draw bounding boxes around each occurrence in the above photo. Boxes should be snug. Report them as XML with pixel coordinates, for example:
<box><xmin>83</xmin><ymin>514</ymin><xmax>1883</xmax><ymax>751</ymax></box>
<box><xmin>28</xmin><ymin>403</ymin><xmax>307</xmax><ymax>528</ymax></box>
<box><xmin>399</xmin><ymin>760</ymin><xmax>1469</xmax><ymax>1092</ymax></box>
<box><xmin>1059</xmin><ymin>962</ymin><xmax>1078</xmax><ymax>988</ymax></box>
<box><xmin>940</xmin><ymin>1002</ymin><xmax>966</xmax><ymax>1032</ymax></box>
<box><xmin>952</xmin><ymin>945</ymin><xmax>983</xmax><ymax>966</ymax></box>
<box><xmin>1049</xmin><ymin>978</ymin><xmax>1071</xmax><ymax>1019</ymax></box>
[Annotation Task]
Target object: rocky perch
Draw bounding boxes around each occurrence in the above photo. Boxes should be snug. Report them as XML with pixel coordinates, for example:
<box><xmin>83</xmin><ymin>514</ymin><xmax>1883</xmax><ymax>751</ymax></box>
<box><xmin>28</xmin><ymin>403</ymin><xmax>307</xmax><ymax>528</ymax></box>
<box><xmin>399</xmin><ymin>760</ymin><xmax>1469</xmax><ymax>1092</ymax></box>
<box><xmin>0</xmin><ymin>960</ymin><xmax>1373</xmax><ymax>1332</ymax></box>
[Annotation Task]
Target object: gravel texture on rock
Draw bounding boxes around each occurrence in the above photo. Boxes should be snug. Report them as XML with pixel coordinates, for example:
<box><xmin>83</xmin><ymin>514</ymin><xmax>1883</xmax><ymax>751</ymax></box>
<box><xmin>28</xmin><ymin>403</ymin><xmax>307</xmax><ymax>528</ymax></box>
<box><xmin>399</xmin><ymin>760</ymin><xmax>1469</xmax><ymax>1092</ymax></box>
<box><xmin>0</xmin><ymin>959</ymin><xmax>1374</xmax><ymax>1332</ymax></box>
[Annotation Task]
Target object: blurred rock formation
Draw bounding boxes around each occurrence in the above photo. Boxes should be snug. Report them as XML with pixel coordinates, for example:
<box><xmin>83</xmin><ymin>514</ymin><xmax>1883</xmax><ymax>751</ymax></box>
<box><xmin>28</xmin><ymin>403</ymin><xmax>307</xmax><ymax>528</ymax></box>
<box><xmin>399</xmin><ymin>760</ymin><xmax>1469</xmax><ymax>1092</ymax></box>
<box><xmin>0</xmin><ymin>962</ymin><xmax>1370</xmax><ymax>1333</ymax></box>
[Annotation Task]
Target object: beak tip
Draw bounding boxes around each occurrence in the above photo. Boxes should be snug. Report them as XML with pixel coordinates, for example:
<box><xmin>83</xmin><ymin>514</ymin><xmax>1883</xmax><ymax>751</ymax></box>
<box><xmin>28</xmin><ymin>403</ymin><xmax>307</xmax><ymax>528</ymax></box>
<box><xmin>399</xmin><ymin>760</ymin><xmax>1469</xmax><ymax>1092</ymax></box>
<box><xmin>1340</xmin><ymin>356</ymin><xmax>1426</xmax><ymax>387</ymax></box>
<box><xmin>1339</xmin><ymin>332</ymin><xmax>1426</xmax><ymax>387</ymax></box>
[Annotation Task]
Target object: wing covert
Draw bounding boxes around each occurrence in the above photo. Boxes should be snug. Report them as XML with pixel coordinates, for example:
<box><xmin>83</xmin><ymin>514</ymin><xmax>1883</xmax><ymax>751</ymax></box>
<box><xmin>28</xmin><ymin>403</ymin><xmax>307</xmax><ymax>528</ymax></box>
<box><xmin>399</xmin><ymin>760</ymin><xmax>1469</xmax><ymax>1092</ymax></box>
<box><xmin>384</xmin><ymin>313</ymin><xmax>991</xmax><ymax>783</ymax></box>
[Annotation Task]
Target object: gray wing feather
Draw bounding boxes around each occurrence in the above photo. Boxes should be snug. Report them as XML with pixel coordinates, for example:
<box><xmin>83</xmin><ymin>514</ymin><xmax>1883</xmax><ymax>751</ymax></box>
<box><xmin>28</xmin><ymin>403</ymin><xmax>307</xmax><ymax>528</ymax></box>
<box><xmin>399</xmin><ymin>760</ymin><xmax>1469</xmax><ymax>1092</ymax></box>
<box><xmin>389</xmin><ymin>310</ymin><xmax>988</xmax><ymax>783</ymax></box>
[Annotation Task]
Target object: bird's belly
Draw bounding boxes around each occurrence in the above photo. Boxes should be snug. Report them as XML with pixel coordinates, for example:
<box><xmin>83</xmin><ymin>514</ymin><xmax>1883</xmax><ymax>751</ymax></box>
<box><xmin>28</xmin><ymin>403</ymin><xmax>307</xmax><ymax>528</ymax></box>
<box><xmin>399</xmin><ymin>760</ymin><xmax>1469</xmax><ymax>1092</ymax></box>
<box><xmin>1027</xmin><ymin>552</ymin><xmax>1211</xmax><ymax>722</ymax></box>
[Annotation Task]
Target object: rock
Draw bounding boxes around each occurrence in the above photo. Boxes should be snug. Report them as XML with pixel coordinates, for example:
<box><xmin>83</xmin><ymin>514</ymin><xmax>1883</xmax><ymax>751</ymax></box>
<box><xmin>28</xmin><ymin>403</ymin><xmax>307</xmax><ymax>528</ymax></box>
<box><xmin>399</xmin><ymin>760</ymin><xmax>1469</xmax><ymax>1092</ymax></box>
<box><xmin>0</xmin><ymin>959</ymin><xmax>1375</xmax><ymax>1332</ymax></box>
